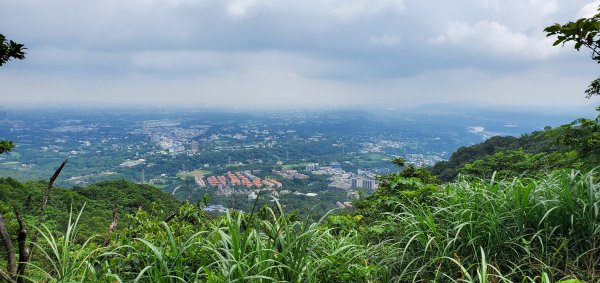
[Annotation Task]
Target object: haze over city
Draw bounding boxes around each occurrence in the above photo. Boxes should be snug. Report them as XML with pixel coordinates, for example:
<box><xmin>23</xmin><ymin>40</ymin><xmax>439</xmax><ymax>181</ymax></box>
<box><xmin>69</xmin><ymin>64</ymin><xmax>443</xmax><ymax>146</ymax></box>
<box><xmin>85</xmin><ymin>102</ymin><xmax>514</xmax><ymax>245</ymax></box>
<box><xmin>1</xmin><ymin>0</ymin><xmax>600</xmax><ymax>109</ymax></box>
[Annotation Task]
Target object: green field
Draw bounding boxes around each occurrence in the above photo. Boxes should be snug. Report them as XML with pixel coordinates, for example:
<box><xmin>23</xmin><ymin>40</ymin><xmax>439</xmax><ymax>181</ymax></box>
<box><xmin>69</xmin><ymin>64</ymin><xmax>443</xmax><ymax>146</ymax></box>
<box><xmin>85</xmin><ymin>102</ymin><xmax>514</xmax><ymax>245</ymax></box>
<box><xmin>176</xmin><ymin>169</ymin><xmax>211</xmax><ymax>179</ymax></box>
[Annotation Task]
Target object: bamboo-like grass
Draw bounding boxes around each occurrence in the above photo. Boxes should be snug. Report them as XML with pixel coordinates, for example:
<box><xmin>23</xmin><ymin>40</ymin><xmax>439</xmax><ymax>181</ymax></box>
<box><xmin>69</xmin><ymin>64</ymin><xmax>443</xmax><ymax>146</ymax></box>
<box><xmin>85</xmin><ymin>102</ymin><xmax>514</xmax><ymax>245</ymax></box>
<box><xmin>374</xmin><ymin>169</ymin><xmax>599</xmax><ymax>282</ymax></box>
<box><xmin>27</xmin><ymin>204</ymin><xmax>100</xmax><ymax>282</ymax></box>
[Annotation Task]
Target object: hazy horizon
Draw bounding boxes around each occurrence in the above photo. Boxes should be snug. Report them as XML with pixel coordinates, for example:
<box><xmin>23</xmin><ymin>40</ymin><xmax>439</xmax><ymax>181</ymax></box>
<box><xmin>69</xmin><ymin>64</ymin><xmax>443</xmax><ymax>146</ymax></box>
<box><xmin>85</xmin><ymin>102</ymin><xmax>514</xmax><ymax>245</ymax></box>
<box><xmin>1</xmin><ymin>101</ymin><xmax>598</xmax><ymax>119</ymax></box>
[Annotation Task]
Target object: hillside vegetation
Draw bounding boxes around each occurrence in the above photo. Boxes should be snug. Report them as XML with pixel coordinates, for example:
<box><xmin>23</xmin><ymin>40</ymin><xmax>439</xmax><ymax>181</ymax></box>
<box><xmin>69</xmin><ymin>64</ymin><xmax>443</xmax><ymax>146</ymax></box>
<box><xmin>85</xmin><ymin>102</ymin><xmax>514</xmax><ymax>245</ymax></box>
<box><xmin>0</xmin><ymin>168</ymin><xmax>597</xmax><ymax>282</ymax></box>
<box><xmin>0</xmin><ymin>178</ymin><xmax>179</xmax><ymax>239</ymax></box>
<box><xmin>432</xmin><ymin>112</ymin><xmax>600</xmax><ymax>181</ymax></box>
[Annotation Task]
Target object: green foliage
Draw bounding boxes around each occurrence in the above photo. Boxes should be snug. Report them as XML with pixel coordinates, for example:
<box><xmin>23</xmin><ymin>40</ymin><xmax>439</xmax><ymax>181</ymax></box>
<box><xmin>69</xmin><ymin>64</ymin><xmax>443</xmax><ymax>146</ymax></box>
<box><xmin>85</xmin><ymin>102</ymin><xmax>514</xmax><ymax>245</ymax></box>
<box><xmin>0</xmin><ymin>33</ymin><xmax>24</xmax><ymax>176</ymax></box>
<box><xmin>462</xmin><ymin>149</ymin><xmax>578</xmax><ymax>179</ymax></box>
<box><xmin>356</xmin><ymin>163</ymin><xmax>440</xmax><ymax>217</ymax></box>
<box><xmin>2</xmin><ymin>168</ymin><xmax>599</xmax><ymax>282</ymax></box>
<box><xmin>94</xmin><ymin>200</ymin><xmax>376</xmax><ymax>282</ymax></box>
<box><xmin>0</xmin><ymin>140</ymin><xmax>15</xmax><ymax>155</ymax></box>
<box><xmin>391</xmin><ymin>157</ymin><xmax>406</xmax><ymax>167</ymax></box>
<box><xmin>370</xmin><ymin>169</ymin><xmax>599</xmax><ymax>282</ymax></box>
<box><xmin>29</xmin><ymin>204</ymin><xmax>100</xmax><ymax>283</ymax></box>
<box><xmin>74</xmin><ymin>180</ymin><xmax>180</xmax><ymax>216</ymax></box>
<box><xmin>557</xmin><ymin>115</ymin><xmax>600</xmax><ymax>159</ymax></box>
<box><xmin>545</xmin><ymin>7</ymin><xmax>600</xmax><ymax>97</ymax></box>
<box><xmin>0</xmin><ymin>33</ymin><xmax>26</xmax><ymax>66</ymax></box>
<box><xmin>99</xmin><ymin>203</ymin><xmax>211</xmax><ymax>282</ymax></box>
<box><xmin>121</xmin><ymin>222</ymin><xmax>206</xmax><ymax>282</ymax></box>
<box><xmin>432</xmin><ymin>115</ymin><xmax>600</xmax><ymax>181</ymax></box>
<box><xmin>0</xmin><ymin>178</ymin><xmax>180</xmax><ymax>239</ymax></box>
<box><xmin>432</xmin><ymin>135</ymin><xmax>523</xmax><ymax>181</ymax></box>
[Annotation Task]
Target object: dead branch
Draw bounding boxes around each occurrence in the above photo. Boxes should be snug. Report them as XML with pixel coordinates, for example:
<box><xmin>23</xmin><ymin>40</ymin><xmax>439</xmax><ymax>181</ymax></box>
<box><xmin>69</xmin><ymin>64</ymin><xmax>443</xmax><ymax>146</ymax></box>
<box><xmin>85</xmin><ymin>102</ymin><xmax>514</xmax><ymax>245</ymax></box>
<box><xmin>19</xmin><ymin>159</ymin><xmax>67</xmax><ymax>283</ymax></box>
<box><xmin>35</xmin><ymin>158</ymin><xmax>67</xmax><ymax>228</ymax></box>
<box><xmin>103</xmin><ymin>206</ymin><xmax>118</xmax><ymax>246</ymax></box>
<box><xmin>13</xmin><ymin>208</ymin><xmax>28</xmax><ymax>283</ymax></box>
<box><xmin>0</xmin><ymin>212</ymin><xmax>17</xmax><ymax>276</ymax></box>
<box><xmin>28</xmin><ymin>159</ymin><xmax>67</xmax><ymax>251</ymax></box>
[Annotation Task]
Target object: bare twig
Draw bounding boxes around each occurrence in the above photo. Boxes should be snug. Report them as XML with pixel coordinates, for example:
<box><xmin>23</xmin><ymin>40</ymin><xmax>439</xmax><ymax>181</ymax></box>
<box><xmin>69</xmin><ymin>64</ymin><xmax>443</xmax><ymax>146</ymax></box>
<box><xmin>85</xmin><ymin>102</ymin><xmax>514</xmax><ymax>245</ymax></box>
<box><xmin>0</xmin><ymin>212</ymin><xmax>17</xmax><ymax>276</ymax></box>
<box><xmin>103</xmin><ymin>206</ymin><xmax>118</xmax><ymax>246</ymax></box>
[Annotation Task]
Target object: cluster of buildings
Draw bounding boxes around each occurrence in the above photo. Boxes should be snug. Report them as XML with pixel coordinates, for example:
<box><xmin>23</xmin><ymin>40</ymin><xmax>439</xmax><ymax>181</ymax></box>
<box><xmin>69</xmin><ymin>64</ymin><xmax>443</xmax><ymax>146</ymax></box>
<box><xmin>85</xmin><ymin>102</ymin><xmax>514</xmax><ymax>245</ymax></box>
<box><xmin>119</xmin><ymin>158</ymin><xmax>146</xmax><ymax>167</ymax></box>
<box><xmin>305</xmin><ymin>163</ymin><xmax>320</xmax><ymax>171</ymax></box>
<box><xmin>141</xmin><ymin>123</ymin><xmax>210</xmax><ymax>156</ymax></box>
<box><xmin>351</xmin><ymin>176</ymin><xmax>376</xmax><ymax>190</ymax></box>
<box><xmin>404</xmin><ymin>154</ymin><xmax>444</xmax><ymax>167</ymax></box>
<box><xmin>194</xmin><ymin>176</ymin><xmax>206</xmax><ymax>187</ymax></box>
<box><xmin>205</xmin><ymin>171</ymin><xmax>282</xmax><ymax>189</ymax></box>
<box><xmin>203</xmin><ymin>204</ymin><xmax>228</xmax><ymax>213</ymax></box>
<box><xmin>308</xmin><ymin>162</ymin><xmax>378</xmax><ymax>191</ymax></box>
<box><xmin>207</xmin><ymin>175</ymin><xmax>227</xmax><ymax>186</ymax></box>
<box><xmin>155</xmin><ymin>138</ymin><xmax>186</xmax><ymax>154</ymax></box>
<box><xmin>273</xmin><ymin>169</ymin><xmax>309</xmax><ymax>180</ymax></box>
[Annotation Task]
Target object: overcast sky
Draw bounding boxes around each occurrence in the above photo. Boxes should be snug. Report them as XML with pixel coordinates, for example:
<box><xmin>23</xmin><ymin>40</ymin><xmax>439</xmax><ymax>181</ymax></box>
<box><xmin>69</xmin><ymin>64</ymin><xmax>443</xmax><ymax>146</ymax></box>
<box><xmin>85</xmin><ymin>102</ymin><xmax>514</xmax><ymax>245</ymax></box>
<box><xmin>1</xmin><ymin>0</ymin><xmax>600</xmax><ymax>109</ymax></box>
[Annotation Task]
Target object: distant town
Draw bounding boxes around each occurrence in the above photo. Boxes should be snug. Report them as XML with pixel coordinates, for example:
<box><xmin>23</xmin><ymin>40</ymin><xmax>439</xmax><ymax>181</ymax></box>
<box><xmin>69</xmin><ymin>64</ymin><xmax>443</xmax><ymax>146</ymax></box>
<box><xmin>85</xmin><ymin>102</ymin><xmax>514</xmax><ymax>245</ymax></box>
<box><xmin>0</xmin><ymin>108</ymin><xmax>570</xmax><ymax>214</ymax></box>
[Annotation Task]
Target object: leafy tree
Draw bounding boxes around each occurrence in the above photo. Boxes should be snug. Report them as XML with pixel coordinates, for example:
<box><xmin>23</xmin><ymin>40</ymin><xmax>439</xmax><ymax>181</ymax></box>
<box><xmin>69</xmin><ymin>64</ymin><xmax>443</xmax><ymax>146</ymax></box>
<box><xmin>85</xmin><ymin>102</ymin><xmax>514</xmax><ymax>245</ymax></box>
<box><xmin>0</xmin><ymin>140</ymin><xmax>14</xmax><ymax>155</ymax></box>
<box><xmin>432</xmin><ymin>121</ymin><xmax>600</xmax><ymax>181</ymax></box>
<box><xmin>0</xmin><ymin>34</ymin><xmax>25</xmax><ymax>154</ymax></box>
<box><xmin>545</xmin><ymin>6</ymin><xmax>600</xmax><ymax>97</ymax></box>
<box><xmin>391</xmin><ymin>157</ymin><xmax>405</xmax><ymax>167</ymax></box>
<box><xmin>353</xmin><ymin>160</ymin><xmax>440</xmax><ymax>226</ymax></box>
<box><xmin>0</xmin><ymin>33</ymin><xmax>26</xmax><ymax>66</ymax></box>
<box><xmin>556</xmin><ymin>114</ymin><xmax>600</xmax><ymax>161</ymax></box>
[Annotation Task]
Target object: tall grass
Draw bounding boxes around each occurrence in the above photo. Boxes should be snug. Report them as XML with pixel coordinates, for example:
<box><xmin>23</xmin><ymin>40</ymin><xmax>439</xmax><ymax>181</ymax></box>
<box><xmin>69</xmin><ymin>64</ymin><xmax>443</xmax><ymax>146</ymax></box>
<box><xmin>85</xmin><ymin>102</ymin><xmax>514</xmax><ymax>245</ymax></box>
<box><xmin>204</xmin><ymin>201</ymin><xmax>373</xmax><ymax>282</ymax></box>
<box><xmin>21</xmin><ymin>169</ymin><xmax>598</xmax><ymax>282</ymax></box>
<box><xmin>92</xmin><ymin>199</ymin><xmax>374</xmax><ymax>282</ymax></box>
<box><xmin>119</xmin><ymin>222</ymin><xmax>207</xmax><ymax>282</ymax></box>
<box><xmin>205</xmin><ymin>210</ymin><xmax>279</xmax><ymax>282</ymax></box>
<box><xmin>374</xmin><ymin>169</ymin><xmax>599</xmax><ymax>282</ymax></box>
<box><xmin>28</xmin><ymin>203</ymin><xmax>99</xmax><ymax>282</ymax></box>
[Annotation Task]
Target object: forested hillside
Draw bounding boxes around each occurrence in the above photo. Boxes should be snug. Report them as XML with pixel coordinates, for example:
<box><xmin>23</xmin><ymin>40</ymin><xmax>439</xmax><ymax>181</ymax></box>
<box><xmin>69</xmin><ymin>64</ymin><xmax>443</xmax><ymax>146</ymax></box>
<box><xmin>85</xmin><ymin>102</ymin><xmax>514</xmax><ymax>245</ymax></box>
<box><xmin>0</xmin><ymin>178</ymin><xmax>179</xmax><ymax>238</ymax></box>
<box><xmin>432</xmin><ymin>112</ymin><xmax>600</xmax><ymax>181</ymax></box>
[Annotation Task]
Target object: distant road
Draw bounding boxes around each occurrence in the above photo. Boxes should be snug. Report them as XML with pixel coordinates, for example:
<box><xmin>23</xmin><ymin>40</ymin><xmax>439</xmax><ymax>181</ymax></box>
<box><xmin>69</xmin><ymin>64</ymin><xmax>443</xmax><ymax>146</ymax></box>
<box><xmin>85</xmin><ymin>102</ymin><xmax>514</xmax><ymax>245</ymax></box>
<box><xmin>172</xmin><ymin>185</ymin><xmax>181</xmax><ymax>196</ymax></box>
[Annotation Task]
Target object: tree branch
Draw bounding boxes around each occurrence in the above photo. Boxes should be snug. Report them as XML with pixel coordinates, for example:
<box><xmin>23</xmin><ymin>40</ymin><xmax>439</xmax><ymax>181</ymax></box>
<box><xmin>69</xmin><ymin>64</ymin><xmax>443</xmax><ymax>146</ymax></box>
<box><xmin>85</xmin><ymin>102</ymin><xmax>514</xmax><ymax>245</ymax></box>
<box><xmin>13</xmin><ymin>208</ymin><xmax>28</xmax><ymax>283</ymax></box>
<box><xmin>0</xmin><ymin>211</ymin><xmax>17</xmax><ymax>276</ymax></box>
<box><xmin>103</xmin><ymin>206</ymin><xmax>118</xmax><ymax>246</ymax></box>
<box><xmin>28</xmin><ymin>159</ymin><xmax>67</xmax><ymax>255</ymax></box>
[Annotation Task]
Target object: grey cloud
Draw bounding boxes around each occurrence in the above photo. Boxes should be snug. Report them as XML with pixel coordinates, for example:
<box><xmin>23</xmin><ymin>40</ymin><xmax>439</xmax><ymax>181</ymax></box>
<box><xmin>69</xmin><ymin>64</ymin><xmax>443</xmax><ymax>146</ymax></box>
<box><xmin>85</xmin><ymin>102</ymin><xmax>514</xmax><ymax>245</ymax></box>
<box><xmin>0</xmin><ymin>0</ymin><xmax>598</xmax><ymax>108</ymax></box>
